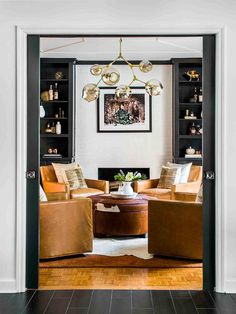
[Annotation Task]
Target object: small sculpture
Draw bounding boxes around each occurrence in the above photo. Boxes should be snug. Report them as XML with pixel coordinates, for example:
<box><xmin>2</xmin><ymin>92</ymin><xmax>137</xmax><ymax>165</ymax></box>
<box><xmin>183</xmin><ymin>70</ymin><xmax>200</xmax><ymax>81</ymax></box>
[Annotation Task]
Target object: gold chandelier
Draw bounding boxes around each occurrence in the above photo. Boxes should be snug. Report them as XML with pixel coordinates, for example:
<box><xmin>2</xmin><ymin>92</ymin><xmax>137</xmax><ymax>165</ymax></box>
<box><xmin>82</xmin><ymin>38</ymin><xmax>163</xmax><ymax>102</ymax></box>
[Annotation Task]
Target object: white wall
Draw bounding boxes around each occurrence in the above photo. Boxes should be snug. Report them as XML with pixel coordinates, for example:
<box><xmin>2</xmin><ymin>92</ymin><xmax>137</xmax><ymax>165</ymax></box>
<box><xmin>76</xmin><ymin>65</ymin><xmax>172</xmax><ymax>179</ymax></box>
<box><xmin>0</xmin><ymin>0</ymin><xmax>235</xmax><ymax>292</ymax></box>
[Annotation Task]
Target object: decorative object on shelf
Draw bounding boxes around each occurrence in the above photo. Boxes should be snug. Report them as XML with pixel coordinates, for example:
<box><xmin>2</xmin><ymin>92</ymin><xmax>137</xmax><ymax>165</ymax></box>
<box><xmin>189</xmin><ymin>122</ymin><xmax>197</xmax><ymax>135</ymax></box>
<box><xmin>183</xmin><ymin>70</ymin><xmax>200</xmax><ymax>81</ymax></box>
<box><xmin>114</xmin><ymin>170</ymin><xmax>146</xmax><ymax>195</ymax></box>
<box><xmin>195</xmin><ymin>124</ymin><xmax>201</xmax><ymax>135</ymax></box>
<box><xmin>186</xmin><ymin>146</ymin><xmax>196</xmax><ymax>155</ymax></box>
<box><xmin>61</xmin><ymin>110</ymin><xmax>65</xmax><ymax>118</ymax></box>
<box><xmin>55</xmin><ymin>113</ymin><xmax>59</xmax><ymax>118</ymax></box>
<box><xmin>82</xmin><ymin>38</ymin><xmax>163</xmax><ymax>102</ymax></box>
<box><xmin>53</xmin><ymin>83</ymin><xmax>58</xmax><ymax>100</ymax></box>
<box><xmin>47</xmin><ymin>148</ymin><xmax>59</xmax><ymax>154</ymax></box>
<box><xmin>56</xmin><ymin>121</ymin><xmax>61</xmax><ymax>134</ymax></box>
<box><xmin>51</xmin><ymin>122</ymin><xmax>56</xmax><ymax>134</ymax></box>
<box><xmin>40</xmin><ymin>104</ymin><xmax>45</xmax><ymax>118</ymax></box>
<box><xmin>45</xmin><ymin>123</ymin><xmax>52</xmax><ymax>133</ymax></box>
<box><xmin>55</xmin><ymin>71</ymin><xmax>64</xmax><ymax>80</ymax></box>
<box><xmin>40</xmin><ymin>91</ymin><xmax>49</xmax><ymax>102</ymax></box>
<box><xmin>59</xmin><ymin>107</ymin><xmax>62</xmax><ymax>118</ymax></box>
<box><xmin>48</xmin><ymin>84</ymin><xmax>53</xmax><ymax>101</ymax></box>
<box><xmin>189</xmin><ymin>87</ymin><xmax>198</xmax><ymax>103</ymax></box>
<box><xmin>198</xmin><ymin>88</ymin><xmax>203</xmax><ymax>102</ymax></box>
<box><xmin>97</xmin><ymin>87</ymin><xmax>152</xmax><ymax>133</ymax></box>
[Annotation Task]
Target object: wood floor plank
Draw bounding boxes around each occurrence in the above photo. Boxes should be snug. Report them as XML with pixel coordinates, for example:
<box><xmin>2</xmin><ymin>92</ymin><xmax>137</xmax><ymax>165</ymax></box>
<box><xmin>132</xmin><ymin>309</ymin><xmax>154</xmax><ymax>314</ymax></box>
<box><xmin>132</xmin><ymin>290</ymin><xmax>152</xmax><ymax>309</ymax></box>
<box><xmin>0</xmin><ymin>290</ymin><xmax>35</xmax><ymax>314</ymax></box>
<box><xmin>197</xmin><ymin>310</ymin><xmax>219</xmax><ymax>313</ymax></box>
<box><xmin>230</xmin><ymin>293</ymin><xmax>236</xmax><ymax>304</ymax></box>
<box><xmin>67</xmin><ymin>309</ymin><xmax>88</xmax><ymax>314</ymax></box>
<box><xmin>110</xmin><ymin>290</ymin><xmax>131</xmax><ymax>314</ymax></box>
<box><xmin>210</xmin><ymin>292</ymin><xmax>236</xmax><ymax>314</ymax></box>
<box><xmin>151</xmin><ymin>290</ymin><xmax>175</xmax><ymax>314</ymax></box>
<box><xmin>70</xmin><ymin>290</ymin><xmax>93</xmax><ymax>308</ymax></box>
<box><xmin>45</xmin><ymin>298</ymin><xmax>71</xmax><ymax>314</ymax></box>
<box><xmin>23</xmin><ymin>290</ymin><xmax>54</xmax><ymax>314</ymax></box>
<box><xmin>53</xmin><ymin>290</ymin><xmax>73</xmax><ymax>299</ymax></box>
<box><xmin>39</xmin><ymin>267</ymin><xmax>202</xmax><ymax>290</ymax></box>
<box><xmin>171</xmin><ymin>291</ymin><xmax>197</xmax><ymax>314</ymax></box>
<box><xmin>88</xmin><ymin>290</ymin><xmax>111</xmax><ymax>314</ymax></box>
<box><xmin>190</xmin><ymin>291</ymin><xmax>216</xmax><ymax>309</ymax></box>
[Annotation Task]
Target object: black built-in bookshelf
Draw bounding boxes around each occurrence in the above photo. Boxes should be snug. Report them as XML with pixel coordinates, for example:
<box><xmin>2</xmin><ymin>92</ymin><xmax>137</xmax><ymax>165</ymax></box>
<box><xmin>172</xmin><ymin>58</ymin><xmax>203</xmax><ymax>165</ymax></box>
<box><xmin>40</xmin><ymin>58</ymin><xmax>77</xmax><ymax>165</ymax></box>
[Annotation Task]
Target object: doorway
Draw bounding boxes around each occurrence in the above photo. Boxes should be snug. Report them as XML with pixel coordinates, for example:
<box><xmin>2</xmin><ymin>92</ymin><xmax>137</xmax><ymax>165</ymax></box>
<box><xmin>26</xmin><ymin>34</ymin><xmax>215</xmax><ymax>290</ymax></box>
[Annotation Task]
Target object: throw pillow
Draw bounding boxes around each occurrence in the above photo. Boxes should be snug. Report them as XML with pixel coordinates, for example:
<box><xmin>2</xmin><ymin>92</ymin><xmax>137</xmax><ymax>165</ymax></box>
<box><xmin>63</xmin><ymin>168</ymin><xmax>88</xmax><ymax>190</ymax></box>
<box><xmin>39</xmin><ymin>185</ymin><xmax>47</xmax><ymax>202</ymax></box>
<box><xmin>52</xmin><ymin>162</ymin><xmax>79</xmax><ymax>183</ymax></box>
<box><xmin>166</xmin><ymin>162</ymin><xmax>192</xmax><ymax>184</ymax></box>
<box><xmin>157</xmin><ymin>166</ymin><xmax>182</xmax><ymax>189</ymax></box>
<box><xmin>196</xmin><ymin>182</ymin><xmax>203</xmax><ymax>203</ymax></box>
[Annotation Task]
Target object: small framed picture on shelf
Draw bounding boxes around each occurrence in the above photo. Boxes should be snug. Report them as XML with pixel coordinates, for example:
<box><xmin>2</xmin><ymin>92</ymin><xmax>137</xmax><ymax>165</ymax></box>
<box><xmin>97</xmin><ymin>87</ymin><xmax>152</xmax><ymax>133</ymax></box>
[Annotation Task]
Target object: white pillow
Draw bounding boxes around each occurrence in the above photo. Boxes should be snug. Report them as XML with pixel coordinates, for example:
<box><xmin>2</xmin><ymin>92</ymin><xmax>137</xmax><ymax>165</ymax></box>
<box><xmin>166</xmin><ymin>162</ymin><xmax>192</xmax><ymax>184</ymax></box>
<box><xmin>39</xmin><ymin>185</ymin><xmax>47</xmax><ymax>202</ymax></box>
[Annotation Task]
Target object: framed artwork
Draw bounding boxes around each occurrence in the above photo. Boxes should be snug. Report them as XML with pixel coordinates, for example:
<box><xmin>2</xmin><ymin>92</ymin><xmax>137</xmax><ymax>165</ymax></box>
<box><xmin>97</xmin><ymin>87</ymin><xmax>152</xmax><ymax>133</ymax></box>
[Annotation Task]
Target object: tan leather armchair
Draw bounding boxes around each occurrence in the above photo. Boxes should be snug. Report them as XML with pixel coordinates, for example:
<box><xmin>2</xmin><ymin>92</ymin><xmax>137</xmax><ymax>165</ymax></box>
<box><xmin>40</xmin><ymin>165</ymin><xmax>109</xmax><ymax>199</ymax></box>
<box><xmin>40</xmin><ymin>198</ymin><xmax>93</xmax><ymax>259</ymax></box>
<box><xmin>133</xmin><ymin>165</ymin><xmax>202</xmax><ymax>200</ymax></box>
<box><xmin>148</xmin><ymin>199</ymin><xmax>202</xmax><ymax>260</ymax></box>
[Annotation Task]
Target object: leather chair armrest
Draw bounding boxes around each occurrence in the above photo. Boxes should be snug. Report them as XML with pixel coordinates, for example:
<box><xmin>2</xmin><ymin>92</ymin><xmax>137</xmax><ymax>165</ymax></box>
<box><xmin>45</xmin><ymin>191</ymin><xmax>70</xmax><ymax>201</ymax></box>
<box><xmin>43</xmin><ymin>181</ymin><xmax>70</xmax><ymax>194</ymax></box>
<box><xmin>133</xmin><ymin>179</ymin><xmax>159</xmax><ymax>193</ymax></box>
<box><xmin>85</xmin><ymin>179</ymin><xmax>109</xmax><ymax>193</ymax></box>
<box><xmin>171</xmin><ymin>181</ymin><xmax>201</xmax><ymax>198</ymax></box>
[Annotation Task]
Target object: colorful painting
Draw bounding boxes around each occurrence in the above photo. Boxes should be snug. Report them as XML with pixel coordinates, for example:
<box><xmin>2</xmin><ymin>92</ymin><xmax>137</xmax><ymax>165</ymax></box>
<box><xmin>97</xmin><ymin>87</ymin><xmax>152</xmax><ymax>133</ymax></box>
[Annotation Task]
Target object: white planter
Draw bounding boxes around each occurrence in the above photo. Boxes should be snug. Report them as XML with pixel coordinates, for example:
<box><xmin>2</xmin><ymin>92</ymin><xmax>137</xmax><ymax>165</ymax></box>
<box><xmin>40</xmin><ymin>105</ymin><xmax>45</xmax><ymax>118</ymax></box>
<box><xmin>122</xmin><ymin>181</ymin><xmax>133</xmax><ymax>195</ymax></box>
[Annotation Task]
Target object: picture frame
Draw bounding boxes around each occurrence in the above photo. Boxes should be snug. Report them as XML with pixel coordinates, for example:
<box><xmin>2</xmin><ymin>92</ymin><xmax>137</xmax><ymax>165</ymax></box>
<box><xmin>97</xmin><ymin>86</ymin><xmax>152</xmax><ymax>133</ymax></box>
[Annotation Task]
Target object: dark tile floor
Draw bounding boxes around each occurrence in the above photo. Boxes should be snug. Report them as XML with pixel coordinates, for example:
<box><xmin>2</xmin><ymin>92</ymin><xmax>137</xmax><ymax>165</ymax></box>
<box><xmin>0</xmin><ymin>290</ymin><xmax>235</xmax><ymax>314</ymax></box>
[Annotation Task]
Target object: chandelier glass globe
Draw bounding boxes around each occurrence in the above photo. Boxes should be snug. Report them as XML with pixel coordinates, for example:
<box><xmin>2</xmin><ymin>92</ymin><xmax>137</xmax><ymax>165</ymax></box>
<box><xmin>145</xmin><ymin>79</ymin><xmax>163</xmax><ymax>96</ymax></box>
<box><xmin>115</xmin><ymin>85</ymin><xmax>131</xmax><ymax>101</ymax></box>
<box><xmin>102</xmin><ymin>67</ymin><xmax>120</xmax><ymax>86</ymax></box>
<box><xmin>82</xmin><ymin>83</ymin><xmax>100</xmax><ymax>102</ymax></box>
<box><xmin>90</xmin><ymin>64</ymin><xmax>103</xmax><ymax>76</ymax></box>
<box><xmin>139</xmin><ymin>60</ymin><xmax>153</xmax><ymax>73</ymax></box>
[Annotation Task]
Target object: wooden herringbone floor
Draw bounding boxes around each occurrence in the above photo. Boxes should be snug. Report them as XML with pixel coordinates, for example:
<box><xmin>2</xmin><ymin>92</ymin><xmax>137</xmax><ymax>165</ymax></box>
<box><xmin>39</xmin><ymin>267</ymin><xmax>202</xmax><ymax>290</ymax></box>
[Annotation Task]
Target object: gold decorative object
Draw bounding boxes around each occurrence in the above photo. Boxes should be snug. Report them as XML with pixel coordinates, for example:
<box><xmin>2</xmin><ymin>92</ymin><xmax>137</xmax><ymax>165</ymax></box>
<box><xmin>40</xmin><ymin>91</ymin><xmax>49</xmax><ymax>102</ymax></box>
<box><xmin>82</xmin><ymin>38</ymin><xmax>163</xmax><ymax>102</ymax></box>
<box><xmin>183</xmin><ymin>70</ymin><xmax>200</xmax><ymax>81</ymax></box>
<box><xmin>55</xmin><ymin>71</ymin><xmax>64</xmax><ymax>80</ymax></box>
<box><xmin>82</xmin><ymin>83</ymin><xmax>100</xmax><ymax>102</ymax></box>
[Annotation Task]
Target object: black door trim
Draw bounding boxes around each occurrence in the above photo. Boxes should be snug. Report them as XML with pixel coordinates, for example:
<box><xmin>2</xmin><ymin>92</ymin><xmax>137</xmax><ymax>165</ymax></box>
<box><xmin>26</xmin><ymin>34</ymin><xmax>216</xmax><ymax>290</ymax></box>
<box><xmin>26</xmin><ymin>35</ymin><xmax>40</xmax><ymax>289</ymax></box>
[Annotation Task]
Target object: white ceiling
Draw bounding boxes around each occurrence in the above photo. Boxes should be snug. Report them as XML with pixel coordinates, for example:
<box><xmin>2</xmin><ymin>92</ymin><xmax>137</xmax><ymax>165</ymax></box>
<box><xmin>40</xmin><ymin>37</ymin><xmax>202</xmax><ymax>60</ymax></box>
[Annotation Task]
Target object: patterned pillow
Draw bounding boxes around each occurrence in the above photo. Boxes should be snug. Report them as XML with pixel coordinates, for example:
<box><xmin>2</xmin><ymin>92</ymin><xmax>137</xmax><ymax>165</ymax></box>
<box><xmin>52</xmin><ymin>162</ymin><xmax>79</xmax><ymax>183</ymax></box>
<box><xmin>63</xmin><ymin>168</ymin><xmax>88</xmax><ymax>190</ymax></box>
<box><xmin>157</xmin><ymin>166</ymin><xmax>182</xmax><ymax>189</ymax></box>
<box><xmin>196</xmin><ymin>182</ymin><xmax>203</xmax><ymax>203</ymax></box>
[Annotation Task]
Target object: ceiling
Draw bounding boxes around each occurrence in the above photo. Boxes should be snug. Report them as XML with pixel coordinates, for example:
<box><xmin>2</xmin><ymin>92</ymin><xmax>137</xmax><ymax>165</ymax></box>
<box><xmin>40</xmin><ymin>37</ymin><xmax>202</xmax><ymax>61</ymax></box>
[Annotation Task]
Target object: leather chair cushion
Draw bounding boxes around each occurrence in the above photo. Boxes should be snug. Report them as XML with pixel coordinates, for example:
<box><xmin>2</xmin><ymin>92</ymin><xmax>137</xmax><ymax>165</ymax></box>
<box><xmin>140</xmin><ymin>188</ymin><xmax>171</xmax><ymax>199</ymax></box>
<box><xmin>71</xmin><ymin>188</ymin><xmax>104</xmax><ymax>198</ymax></box>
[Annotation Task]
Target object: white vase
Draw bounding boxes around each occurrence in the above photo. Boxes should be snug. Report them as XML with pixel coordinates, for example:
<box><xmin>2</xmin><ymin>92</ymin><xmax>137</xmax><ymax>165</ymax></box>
<box><xmin>122</xmin><ymin>181</ymin><xmax>133</xmax><ymax>195</ymax></box>
<box><xmin>40</xmin><ymin>105</ymin><xmax>45</xmax><ymax>118</ymax></box>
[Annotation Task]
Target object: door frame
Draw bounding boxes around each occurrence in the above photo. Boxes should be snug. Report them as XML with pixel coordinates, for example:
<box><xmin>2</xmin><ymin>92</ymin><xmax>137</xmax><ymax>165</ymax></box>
<box><xmin>16</xmin><ymin>26</ymin><xmax>226</xmax><ymax>292</ymax></box>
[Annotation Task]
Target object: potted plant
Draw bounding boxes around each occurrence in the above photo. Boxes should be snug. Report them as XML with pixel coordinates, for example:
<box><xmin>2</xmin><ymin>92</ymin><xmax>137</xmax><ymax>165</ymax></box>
<box><xmin>114</xmin><ymin>170</ymin><xmax>147</xmax><ymax>195</ymax></box>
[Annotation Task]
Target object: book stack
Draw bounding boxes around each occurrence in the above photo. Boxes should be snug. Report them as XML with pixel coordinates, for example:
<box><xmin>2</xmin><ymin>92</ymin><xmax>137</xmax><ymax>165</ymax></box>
<box><xmin>43</xmin><ymin>154</ymin><xmax>62</xmax><ymax>158</ymax></box>
<box><xmin>185</xmin><ymin>154</ymin><xmax>202</xmax><ymax>158</ymax></box>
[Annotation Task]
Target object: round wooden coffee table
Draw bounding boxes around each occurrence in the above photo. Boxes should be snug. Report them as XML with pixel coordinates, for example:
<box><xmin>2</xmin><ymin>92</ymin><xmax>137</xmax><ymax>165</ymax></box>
<box><xmin>90</xmin><ymin>194</ymin><xmax>153</xmax><ymax>237</ymax></box>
